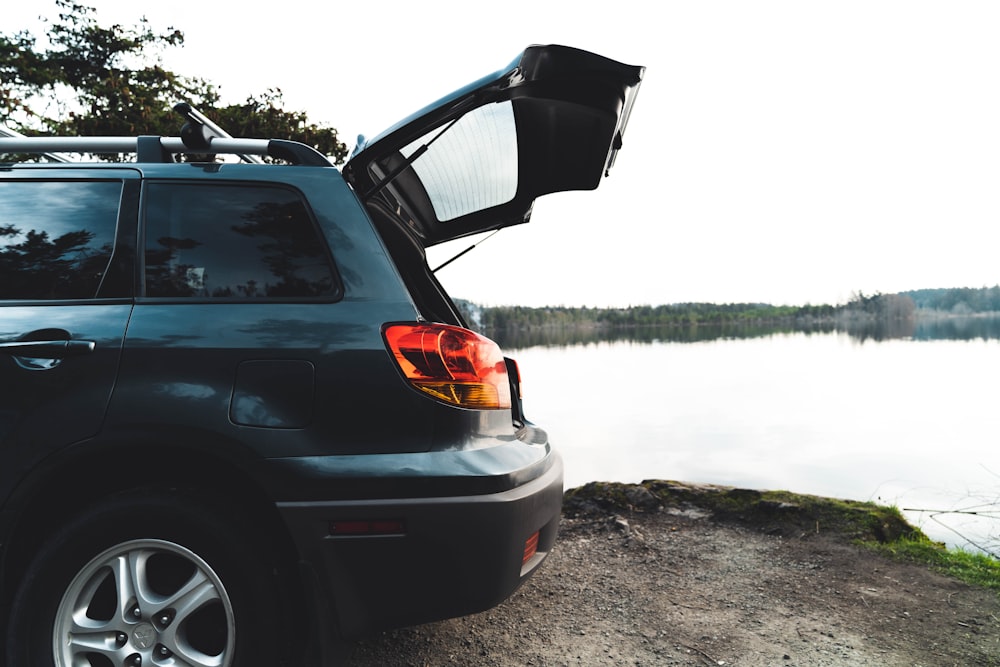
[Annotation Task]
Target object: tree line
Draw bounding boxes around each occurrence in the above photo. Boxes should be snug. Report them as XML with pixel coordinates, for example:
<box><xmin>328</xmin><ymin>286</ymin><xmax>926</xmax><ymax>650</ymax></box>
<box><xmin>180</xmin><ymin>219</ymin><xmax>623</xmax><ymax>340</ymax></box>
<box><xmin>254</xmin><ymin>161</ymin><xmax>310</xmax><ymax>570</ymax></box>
<box><xmin>900</xmin><ymin>286</ymin><xmax>1000</xmax><ymax>314</ymax></box>
<box><xmin>465</xmin><ymin>302</ymin><xmax>836</xmax><ymax>331</ymax></box>
<box><xmin>458</xmin><ymin>285</ymin><xmax>1000</xmax><ymax>331</ymax></box>
<box><xmin>1</xmin><ymin>1</ymin><xmax>347</xmax><ymax>162</ymax></box>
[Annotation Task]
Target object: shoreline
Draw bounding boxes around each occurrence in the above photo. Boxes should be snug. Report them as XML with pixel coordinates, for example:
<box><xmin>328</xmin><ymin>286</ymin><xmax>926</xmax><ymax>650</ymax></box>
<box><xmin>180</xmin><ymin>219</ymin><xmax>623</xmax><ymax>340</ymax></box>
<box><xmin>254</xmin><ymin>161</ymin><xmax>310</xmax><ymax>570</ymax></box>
<box><xmin>345</xmin><ymin>479</ymin><xmax>1000</xmax><ymax>665</ymax></box>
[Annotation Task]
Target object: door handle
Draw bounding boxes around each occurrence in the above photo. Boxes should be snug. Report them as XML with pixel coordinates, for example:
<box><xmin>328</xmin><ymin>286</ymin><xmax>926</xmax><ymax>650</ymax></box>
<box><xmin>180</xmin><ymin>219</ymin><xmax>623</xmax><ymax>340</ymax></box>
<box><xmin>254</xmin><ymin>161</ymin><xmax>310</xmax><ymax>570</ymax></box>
<box><xmin>0</xmin><ymin>340</ymin><xmax>96</xmax><ymax>357</ymax></box>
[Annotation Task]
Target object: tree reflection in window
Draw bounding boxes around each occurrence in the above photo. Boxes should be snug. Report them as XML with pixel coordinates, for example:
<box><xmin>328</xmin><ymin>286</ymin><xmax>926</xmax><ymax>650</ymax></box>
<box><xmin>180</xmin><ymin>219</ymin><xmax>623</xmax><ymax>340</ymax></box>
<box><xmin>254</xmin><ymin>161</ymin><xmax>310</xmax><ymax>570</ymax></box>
<box><xmin>143</xmin><ymin>183</ymin><xmax>337</xmax><ymax>299</ymax></box>
<box><xmin>144</xmin><ymin>235</ymin><xmax>205</xmax><ymax>297</ymax></box>
<box><xmin>0</xmin><ymin>181</ymin><xmax>120</xmax><ymax>300</ymax></box>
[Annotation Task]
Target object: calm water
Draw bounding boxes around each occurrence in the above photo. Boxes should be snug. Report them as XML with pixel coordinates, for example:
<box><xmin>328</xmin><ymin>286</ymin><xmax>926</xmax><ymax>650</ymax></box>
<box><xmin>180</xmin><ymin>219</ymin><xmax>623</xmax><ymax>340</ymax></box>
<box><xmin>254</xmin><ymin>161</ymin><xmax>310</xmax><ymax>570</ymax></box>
<box><xmin>500</xmin><ymin>323</ymin><xmax>1000</xmax><ymax>553</ymax></box>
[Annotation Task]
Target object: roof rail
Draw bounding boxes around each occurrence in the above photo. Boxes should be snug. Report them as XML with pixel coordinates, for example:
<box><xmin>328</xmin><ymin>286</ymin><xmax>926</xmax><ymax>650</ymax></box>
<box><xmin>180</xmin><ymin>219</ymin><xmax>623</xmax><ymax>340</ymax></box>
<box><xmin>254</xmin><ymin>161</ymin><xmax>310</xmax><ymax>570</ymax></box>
<box><xmin>0</xmin><ymin>126</ymin><xmax>73</xmax><ymax>163</ymax></box>
<box><xmin>0</xmin><ymin>135</ymin><xmax>333</xmax><ymax>166</ymax></box>
<box><xmin>1</xmin><ymin>104</ymin><xmax>332</xmax><ymax>166</ymax></box>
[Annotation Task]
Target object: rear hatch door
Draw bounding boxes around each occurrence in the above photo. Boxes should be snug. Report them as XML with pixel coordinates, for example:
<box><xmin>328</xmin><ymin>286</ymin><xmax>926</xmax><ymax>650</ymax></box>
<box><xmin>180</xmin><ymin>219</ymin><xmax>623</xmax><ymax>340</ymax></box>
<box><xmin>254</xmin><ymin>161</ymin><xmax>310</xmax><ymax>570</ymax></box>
<box><xmin>343</xmin><ymin>44</ymin><xmax>644</xmax><ymax>247</ymax></box>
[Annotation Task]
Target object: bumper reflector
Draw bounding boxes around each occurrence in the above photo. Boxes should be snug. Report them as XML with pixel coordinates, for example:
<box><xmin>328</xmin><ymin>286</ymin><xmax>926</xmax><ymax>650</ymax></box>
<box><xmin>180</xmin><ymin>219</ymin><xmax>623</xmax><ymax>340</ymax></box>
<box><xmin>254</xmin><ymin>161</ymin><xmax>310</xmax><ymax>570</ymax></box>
<box><xmin>522</xmin><ymin>530</ymin><xmax>540</xmax><ymax>565</ymax></box>
<box><xmin>329</xmin><ymin>519</ymin><xmax>405</xmax><ymax>536</ymax></box>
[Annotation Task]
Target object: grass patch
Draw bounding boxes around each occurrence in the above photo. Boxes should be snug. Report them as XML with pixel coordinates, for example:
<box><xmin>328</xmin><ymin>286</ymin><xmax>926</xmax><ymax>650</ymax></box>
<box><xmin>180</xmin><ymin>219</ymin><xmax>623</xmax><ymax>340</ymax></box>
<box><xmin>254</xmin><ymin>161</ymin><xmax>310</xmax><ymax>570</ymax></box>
<box><xmin>866</xmin><ymin>536</ymin><xmax>1000</xmax><ymax>592</ymax></box>
<box><xmin>564</xmin><ymin>480</ymin><xmax>916</xmax><ymax>543</ymax></box>
<box><xmin>564</xmin><ymin>480</ymin><xmax>1000</xmax><ymax>593</ymax></box>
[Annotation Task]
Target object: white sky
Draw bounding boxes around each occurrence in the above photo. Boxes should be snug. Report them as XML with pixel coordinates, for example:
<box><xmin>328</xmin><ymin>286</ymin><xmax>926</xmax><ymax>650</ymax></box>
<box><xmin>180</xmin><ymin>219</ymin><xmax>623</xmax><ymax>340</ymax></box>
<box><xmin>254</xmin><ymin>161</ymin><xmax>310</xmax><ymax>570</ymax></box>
<box><xmin>8</xmin><ymin>1</ymin><xmax>1000</xmax><ymax>307</ymax></box>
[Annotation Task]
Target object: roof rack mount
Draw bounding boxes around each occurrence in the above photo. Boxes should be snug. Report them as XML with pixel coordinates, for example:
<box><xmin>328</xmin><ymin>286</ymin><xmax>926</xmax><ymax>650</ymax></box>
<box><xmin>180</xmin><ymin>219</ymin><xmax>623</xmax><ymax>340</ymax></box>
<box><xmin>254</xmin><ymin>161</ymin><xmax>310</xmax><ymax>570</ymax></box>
<box><xmin>174</xmin><ymin>102</ymin><xmax>263</xmax><ymax>164</ymax></box>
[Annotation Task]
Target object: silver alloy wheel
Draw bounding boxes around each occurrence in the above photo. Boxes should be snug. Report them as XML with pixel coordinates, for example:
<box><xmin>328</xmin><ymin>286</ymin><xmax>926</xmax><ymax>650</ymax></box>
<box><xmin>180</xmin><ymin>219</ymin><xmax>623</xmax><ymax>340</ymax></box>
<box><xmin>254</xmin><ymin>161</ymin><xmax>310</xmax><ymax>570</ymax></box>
<box><xmin>52</xmin><ymin>538</ymin><xmax>235</xmax><ymax>667</ymax></box>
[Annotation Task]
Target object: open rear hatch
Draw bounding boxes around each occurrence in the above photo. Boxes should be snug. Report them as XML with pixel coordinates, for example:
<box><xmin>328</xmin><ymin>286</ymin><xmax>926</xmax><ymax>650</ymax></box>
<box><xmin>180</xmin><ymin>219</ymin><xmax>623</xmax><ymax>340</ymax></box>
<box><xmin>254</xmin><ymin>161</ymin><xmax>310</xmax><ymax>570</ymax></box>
<box><xmin>343</xmin><ymin>44</ymin><xmax>644</xmax><ymax>248</ymax></box>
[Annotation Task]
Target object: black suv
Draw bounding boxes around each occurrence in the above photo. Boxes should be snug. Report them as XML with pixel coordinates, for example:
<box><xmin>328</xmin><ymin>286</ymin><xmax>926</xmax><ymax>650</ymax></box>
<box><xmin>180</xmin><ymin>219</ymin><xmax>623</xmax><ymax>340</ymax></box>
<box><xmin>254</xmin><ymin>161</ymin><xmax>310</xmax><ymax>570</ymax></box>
<box><xmin>0</xmin><ymin>45</ymin><xmax>643</xmax><ymax>666</ymax></box>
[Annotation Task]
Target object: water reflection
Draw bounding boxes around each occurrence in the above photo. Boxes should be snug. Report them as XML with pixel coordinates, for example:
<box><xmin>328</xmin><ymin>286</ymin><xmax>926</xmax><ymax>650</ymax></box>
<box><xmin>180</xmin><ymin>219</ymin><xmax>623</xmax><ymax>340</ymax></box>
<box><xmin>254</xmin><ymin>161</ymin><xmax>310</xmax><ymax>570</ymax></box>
<box><xmin>488</xmin><ymin>315</ymin><xmax>1000</xmax><ymax>350</ymax></box>
<box><xmin>843</xmin><ymin>315</ymin><xmax>1000</xmax><ymax>343</ymax></box>
<box><xmin>490</xmin><ymin>323</ymin><xmax>828</xmax><ymax>349</ymax></box>
<box><xmin>500</xmin><ymin>322</ymin><xmax>1000</xmax><ymax>555</ymax></box>
<box><xmin>913</xmin><ymin>316</ymin><xmax>1000</xmax><ymax>341</ymax></box>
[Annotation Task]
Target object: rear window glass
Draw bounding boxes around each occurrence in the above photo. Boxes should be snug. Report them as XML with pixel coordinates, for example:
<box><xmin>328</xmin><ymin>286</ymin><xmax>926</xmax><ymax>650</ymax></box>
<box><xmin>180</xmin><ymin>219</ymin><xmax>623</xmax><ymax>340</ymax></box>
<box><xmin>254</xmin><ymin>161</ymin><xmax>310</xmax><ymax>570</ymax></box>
<box><xmin>401</xmin><ymin>101</ymin><xmax>518</xmax><ymax>222</ymax></box>
<box><xmin>0</xmin><ymin>180</ymin><xmax>120</xmax><ymax>300</ymax></box>
<box><xmin>143</xmin><ymin>182</ymin><xmax>338</xmax><ymax>299</ymax></box>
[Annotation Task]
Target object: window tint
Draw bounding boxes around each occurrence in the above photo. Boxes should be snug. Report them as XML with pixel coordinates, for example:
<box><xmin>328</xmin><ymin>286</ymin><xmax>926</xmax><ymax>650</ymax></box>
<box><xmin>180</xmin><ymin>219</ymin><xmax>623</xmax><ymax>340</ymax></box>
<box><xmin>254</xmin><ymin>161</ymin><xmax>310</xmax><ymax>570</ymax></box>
<box><xmin>0</xmin><ymin>180</ymin><xmax>121</xmax><ymax>300</ymax></box>
<box><xmin>143</xmin><ymin>183</ymin><xmax>337</xmax><ymax>299</ymax></box>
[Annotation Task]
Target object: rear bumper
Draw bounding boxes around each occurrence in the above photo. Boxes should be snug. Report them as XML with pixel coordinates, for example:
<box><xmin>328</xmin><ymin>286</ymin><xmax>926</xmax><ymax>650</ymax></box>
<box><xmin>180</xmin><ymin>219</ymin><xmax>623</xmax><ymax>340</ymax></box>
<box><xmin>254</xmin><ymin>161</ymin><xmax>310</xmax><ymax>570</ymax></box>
<box><xmin>276</xmin><ymin>450</ymin><xmax>563</xmax><ymax>637</ymax></box>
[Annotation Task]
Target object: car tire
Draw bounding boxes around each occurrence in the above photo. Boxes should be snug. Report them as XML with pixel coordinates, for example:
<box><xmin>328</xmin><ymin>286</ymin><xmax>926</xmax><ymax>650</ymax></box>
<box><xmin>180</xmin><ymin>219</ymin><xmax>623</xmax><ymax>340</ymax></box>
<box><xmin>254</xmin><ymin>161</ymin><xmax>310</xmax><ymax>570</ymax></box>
<box><xmin>5</xmin><ymin>490</ymin><xmax>282</xmax><ymax>667</ymax></box>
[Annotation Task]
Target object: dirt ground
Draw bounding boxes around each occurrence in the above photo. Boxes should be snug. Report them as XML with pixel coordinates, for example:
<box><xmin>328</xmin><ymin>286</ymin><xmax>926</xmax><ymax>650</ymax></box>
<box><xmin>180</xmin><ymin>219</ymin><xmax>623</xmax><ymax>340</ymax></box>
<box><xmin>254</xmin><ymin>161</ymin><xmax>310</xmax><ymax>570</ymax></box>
<box><xmin>343</xmin><ymin>483</ymin><xmax>1000</xmax><ymax>667</ymax></box>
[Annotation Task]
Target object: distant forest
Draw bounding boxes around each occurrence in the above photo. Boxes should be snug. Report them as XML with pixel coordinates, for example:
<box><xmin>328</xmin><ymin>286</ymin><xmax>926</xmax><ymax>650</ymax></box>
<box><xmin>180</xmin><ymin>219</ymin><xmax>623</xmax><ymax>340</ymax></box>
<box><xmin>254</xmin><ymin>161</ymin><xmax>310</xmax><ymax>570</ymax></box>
<box><xmin>901</xmin><ymin>286</ymin><xmax>1000</xmax><ymax>313</ymax></box>
<box><xmin>457</xmin><ymin>286</ymin><xmax>1000</xmax><ymax>331</ymax></box>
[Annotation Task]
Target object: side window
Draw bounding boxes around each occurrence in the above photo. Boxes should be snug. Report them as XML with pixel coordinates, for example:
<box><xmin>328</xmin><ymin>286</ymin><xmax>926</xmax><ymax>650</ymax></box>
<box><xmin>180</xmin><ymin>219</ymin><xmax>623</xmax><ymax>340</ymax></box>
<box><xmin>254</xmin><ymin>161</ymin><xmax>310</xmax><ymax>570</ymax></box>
<box><xmin>0</xmin><ymin>180</ymin><xmax>121</xmax><ymax>300</ymax></box>
<box><xmin>143</xmin><ymin>182</ymin><xmax>339</xmax><ymax>299</ymax></box>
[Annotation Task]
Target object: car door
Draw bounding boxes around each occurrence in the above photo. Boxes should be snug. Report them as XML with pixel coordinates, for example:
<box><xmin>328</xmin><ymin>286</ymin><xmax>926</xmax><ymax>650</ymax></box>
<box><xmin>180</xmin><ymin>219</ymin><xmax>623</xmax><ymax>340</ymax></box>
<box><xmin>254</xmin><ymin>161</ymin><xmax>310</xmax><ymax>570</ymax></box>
<box><xmin>106</xmin><ymin>175</ymin><xmax>361</xmax><ymax>457</ymax></box>
<box><xmin>0</xmin><ymin>170</ymin><xmax>137</xmax><ymax>502</ymax></box>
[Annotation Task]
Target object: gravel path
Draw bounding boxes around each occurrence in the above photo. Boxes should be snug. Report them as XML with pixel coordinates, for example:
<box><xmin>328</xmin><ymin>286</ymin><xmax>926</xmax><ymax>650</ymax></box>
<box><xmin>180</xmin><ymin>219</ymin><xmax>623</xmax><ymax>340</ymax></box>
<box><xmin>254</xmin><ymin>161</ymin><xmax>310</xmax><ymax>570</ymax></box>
<box><xmin>343</xmin><ymin>489</ymin><xmax>1000</xmax><ymax>666</ymax></box>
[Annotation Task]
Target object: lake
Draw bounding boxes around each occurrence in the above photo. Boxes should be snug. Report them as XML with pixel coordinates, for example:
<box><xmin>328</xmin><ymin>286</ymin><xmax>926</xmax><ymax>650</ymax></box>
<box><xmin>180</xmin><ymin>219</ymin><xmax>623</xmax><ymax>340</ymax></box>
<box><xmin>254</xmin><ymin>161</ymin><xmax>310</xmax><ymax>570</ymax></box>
<box><xmin>496</xmin><ymin>320</ymin><xmax>1000</xmax><ymax>554</ymax></box>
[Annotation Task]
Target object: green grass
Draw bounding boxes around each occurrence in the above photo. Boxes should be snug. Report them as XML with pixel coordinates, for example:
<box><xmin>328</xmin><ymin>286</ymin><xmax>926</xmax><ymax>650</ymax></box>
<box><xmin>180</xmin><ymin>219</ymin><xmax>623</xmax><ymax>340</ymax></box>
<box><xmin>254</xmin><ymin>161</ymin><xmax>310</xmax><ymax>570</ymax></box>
<box><xmin>565</xmin><ymin>480</ymin><xmax>917</xmax><ymax>543</ymax></box>
<box><xmin>866</xmin><ymin>535</ymin><xmax>1000</xmax><ymax>592</ymax></box>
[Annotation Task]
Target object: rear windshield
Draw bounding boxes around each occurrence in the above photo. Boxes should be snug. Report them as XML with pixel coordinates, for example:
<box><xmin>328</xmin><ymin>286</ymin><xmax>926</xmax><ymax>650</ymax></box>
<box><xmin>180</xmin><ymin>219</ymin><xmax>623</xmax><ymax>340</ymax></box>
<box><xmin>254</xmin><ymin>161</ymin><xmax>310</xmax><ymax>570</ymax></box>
<box><xmin>400</xmin><ymin>101</ymin><xmax>518</xmax><ymax>222</ymax></box>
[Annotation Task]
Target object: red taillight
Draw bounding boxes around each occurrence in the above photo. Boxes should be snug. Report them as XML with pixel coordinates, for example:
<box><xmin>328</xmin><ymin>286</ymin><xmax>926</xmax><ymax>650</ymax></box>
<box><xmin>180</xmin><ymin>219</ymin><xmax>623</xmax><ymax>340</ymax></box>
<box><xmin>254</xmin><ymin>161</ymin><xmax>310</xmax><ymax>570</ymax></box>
<box><xmin>383</xmin><ymin>323</ymin><xmax>512</xmax><ymax>409</ymax></box>
<box><xmin>522</xmin><ymin>530</ymin><xmax>540</xmax><ymax>565</ymax></box>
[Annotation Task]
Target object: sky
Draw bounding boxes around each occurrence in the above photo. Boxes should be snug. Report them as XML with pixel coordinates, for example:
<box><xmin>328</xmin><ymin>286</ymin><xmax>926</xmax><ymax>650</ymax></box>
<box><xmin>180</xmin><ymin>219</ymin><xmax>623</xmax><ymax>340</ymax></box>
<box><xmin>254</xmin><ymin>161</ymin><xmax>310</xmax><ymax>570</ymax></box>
<box><xmin>7</xmin><ymin>1</ymin><xmax>1000</xmax><ymax>308</ymax></box>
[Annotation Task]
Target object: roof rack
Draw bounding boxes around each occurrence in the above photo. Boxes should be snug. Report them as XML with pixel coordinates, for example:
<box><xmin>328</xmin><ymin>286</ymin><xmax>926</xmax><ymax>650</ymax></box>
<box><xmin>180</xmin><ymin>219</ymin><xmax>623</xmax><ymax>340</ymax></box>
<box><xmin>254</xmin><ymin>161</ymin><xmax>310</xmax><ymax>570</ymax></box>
<box><xmin>0</xmin><ymin>103</ymin><xmax>332</xmax><ymax>166</ymax></box>
<box><xmin>0</xmin><ymin>126</ymin><xmax>73</xmax><ymax>163</ymax></box>
<box><xmin>0</xmin><ymin>135</ymin><xmax>333</xmax><ymax>166</ymax></box>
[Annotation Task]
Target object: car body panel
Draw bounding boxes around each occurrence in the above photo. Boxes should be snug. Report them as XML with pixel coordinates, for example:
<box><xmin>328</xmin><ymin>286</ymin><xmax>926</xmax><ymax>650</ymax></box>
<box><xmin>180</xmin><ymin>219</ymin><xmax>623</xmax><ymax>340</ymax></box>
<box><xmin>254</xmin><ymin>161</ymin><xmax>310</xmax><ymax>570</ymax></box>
<box><xmin>0</xmin><ymin>303</ymin><xmax>131</xmax><ymax>503</ymax></box>
<box><xmin>277</xmin><ymin>450</ymin><xmax>563</xmax><ymax>636</ymax></box>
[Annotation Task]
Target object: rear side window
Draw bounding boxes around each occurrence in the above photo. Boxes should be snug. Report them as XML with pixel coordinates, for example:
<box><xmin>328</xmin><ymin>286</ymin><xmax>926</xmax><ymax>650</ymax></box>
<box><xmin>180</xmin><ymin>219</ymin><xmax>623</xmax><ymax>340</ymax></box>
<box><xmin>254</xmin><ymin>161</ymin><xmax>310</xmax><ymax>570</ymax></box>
<box><xmin>0</xmin><ymin>180</ymin><xmax>121</xmax><ymax>300</ymax></box>
<box><xmin>143</xmin><ymin>182</ymin><xmax>339</xmax><ymax>299</ymax></box>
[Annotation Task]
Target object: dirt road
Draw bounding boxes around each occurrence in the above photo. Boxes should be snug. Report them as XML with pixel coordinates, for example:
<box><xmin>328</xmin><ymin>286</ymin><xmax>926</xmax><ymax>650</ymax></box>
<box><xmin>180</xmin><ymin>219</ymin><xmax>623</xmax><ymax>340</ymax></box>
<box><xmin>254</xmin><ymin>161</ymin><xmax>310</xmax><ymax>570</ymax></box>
<box><xmin>343</xmin><ymin>482</ymin><xmax>1000</xmax><ymax>666</ymax></box>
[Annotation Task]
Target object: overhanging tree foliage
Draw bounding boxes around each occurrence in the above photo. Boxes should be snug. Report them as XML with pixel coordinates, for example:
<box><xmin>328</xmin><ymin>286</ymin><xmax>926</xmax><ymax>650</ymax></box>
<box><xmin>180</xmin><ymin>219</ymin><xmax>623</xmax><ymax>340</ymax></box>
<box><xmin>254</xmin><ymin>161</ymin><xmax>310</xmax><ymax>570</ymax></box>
<box><xmin>0</xmin><ymin>0</ymin><xmax>347</xmax><ymax>163</ymax></box>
